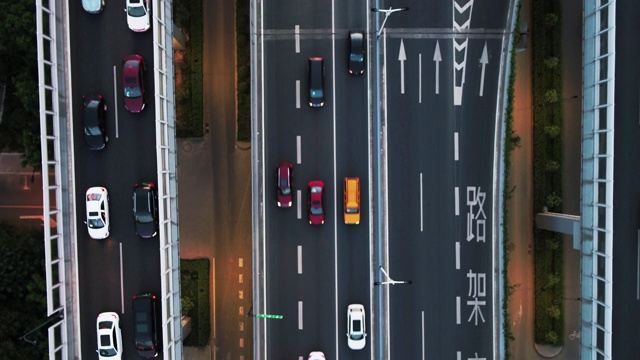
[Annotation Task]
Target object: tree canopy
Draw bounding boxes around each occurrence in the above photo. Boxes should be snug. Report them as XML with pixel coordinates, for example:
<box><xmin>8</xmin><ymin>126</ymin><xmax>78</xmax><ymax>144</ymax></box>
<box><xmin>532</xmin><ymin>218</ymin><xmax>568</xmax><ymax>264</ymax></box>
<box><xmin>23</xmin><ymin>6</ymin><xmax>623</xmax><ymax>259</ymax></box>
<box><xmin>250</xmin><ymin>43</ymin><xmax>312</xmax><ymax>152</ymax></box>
<box><xmin>0</xmin><ymin>0</ymin><xmax>41</xmax><ymax>170</ymax></box>
<box><xmin>0</xmin><ymin>223</ymin><xmax>48</xmax><ymax>359</ymax></box>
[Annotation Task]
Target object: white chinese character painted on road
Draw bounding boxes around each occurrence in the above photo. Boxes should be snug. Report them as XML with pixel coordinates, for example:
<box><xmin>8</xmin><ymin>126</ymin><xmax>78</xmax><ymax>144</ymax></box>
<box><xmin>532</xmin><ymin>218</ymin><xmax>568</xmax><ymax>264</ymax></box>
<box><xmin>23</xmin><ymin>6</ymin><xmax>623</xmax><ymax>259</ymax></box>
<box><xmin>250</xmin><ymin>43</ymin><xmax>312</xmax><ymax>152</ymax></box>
<box><xmin>467</xmin><ymin>270</ymin><xmax>486</xmax><ymax>325</ymax></box>
<box><xmin>466</xmin><ymin>186</ymin><xmax>487</xmax><ymax>242</ymax></box>
<box><xmin>457</xmin><ymin>351</ymin><xmax>487</xmax><ymax>360</ymax></box>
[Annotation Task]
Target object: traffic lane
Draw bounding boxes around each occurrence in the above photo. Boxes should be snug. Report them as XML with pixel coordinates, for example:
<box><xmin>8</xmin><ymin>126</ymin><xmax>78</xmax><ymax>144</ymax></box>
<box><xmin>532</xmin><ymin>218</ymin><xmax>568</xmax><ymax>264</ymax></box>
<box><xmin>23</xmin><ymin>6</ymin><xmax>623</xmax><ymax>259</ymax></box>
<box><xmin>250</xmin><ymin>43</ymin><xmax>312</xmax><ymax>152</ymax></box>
<box><xmin>333</xmin><ymin>1</ymin><xmax>368</xmax><ymax>31</ymax></box>
<box><xmin>334</xmin><ymin>33</ymin><xmax>371</xmax><ymax>360</ymax></box>
<box><xmin>613</xmin><ymin>0</ymin><xmax>640</xmax><ymax>355</ymax></box>
<box><xmin>391</xmin><ymin>0</ymin><xmax>510</xmax><ymax>30</ymax></box>
<box><xmin>265</xmin><ymin>208</ymin><xmax>337</xmax><ymax>358</ymax></box>
<box><xmin>263</xmin><ymin>0</ymin><xmax>334</xmax><ymax>30</ymax></box>
<box><xmin>263</xmin><ymin>38</ymin><xmax>338</xmax><ymax>358</ymax></box>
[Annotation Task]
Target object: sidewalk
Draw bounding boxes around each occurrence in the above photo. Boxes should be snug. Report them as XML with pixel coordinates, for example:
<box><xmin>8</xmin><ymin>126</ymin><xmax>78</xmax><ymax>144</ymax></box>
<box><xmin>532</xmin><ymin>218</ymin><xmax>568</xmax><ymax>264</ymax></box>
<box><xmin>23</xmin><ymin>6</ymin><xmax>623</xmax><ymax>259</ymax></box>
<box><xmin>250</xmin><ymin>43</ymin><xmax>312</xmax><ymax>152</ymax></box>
<box><xmin>507</xmin><ymin>0</ymin><xmax>583</xmax><ymax>358</ymax></box>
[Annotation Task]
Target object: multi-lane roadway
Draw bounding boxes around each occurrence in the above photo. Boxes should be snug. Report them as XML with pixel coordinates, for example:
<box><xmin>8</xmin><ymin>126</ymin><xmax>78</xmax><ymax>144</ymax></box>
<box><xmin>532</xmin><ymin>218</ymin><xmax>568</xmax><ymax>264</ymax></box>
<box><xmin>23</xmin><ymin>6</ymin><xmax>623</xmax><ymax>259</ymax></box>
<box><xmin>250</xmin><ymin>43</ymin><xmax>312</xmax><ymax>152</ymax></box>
<box><xmin>69</xmin><ymin>3</ymin><xmax>160</xmax><ymax>359</ymax></box>
<box><xmin>259</xmin><ymin>0</ymin><xmax>511</xmax><ymax>358</ymax></box>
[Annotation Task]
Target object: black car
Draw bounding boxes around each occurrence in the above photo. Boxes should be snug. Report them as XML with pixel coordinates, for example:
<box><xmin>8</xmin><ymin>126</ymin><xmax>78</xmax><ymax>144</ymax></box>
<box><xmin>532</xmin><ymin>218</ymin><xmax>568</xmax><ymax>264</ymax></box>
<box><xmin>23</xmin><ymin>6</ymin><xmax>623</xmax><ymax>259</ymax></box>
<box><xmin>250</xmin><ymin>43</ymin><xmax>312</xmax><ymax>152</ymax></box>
<box><xmin>133</xmin><ymin>182</ymin><xmax>158</xmax><ymax>238</ymax></box>
<box><xmin>132</xmin><ymin>293</ymin><xmax>159</xmax><ymax>358</ymax></box>
<box><xmin>348</xmin><ymin>30</ymin><xmax>365</xmax><ymax>75</ymax></box>
<box><xmin>83</xmin><ymin>93</ymin><xmax>108</xmax><ymax>150</ymax></box>
<box><xmin>308</xmin><ymin>57</ymin><xmax>325</xmax><ymax>107</ymax></box>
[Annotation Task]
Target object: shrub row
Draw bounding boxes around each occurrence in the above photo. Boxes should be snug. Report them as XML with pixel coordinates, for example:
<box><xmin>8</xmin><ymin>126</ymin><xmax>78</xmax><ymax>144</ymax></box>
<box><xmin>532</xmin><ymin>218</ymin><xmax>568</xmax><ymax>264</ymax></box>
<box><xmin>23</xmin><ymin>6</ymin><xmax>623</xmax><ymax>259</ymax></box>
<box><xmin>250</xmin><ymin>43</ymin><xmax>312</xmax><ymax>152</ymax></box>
<box><xmin>181</xmin><ymin>258</ymin><xmax>211</xmax><ymax>346</ymax></box>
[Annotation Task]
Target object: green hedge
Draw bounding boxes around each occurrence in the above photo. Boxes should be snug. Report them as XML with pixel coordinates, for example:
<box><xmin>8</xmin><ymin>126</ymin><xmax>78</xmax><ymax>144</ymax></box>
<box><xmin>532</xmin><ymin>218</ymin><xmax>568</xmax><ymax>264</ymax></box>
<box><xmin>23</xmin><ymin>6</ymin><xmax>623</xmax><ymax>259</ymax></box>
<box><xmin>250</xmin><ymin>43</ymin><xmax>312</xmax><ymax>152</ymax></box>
<box><xmin>531</xmin><ymin>0</ymin><xmax>565</xmax><ymax>346</ymax></box>
<box><xmin>174</xmin><ymin>0</ymin><xmax>204</xmax><ymax>138</ymax></box>
<box><xmin>503</xmin><ymin>3</ymin><xmax>523</xmax><ymax>358</ymax></box>
<box><xmin>236</xmin><ymin>0</ymin><xmax>251</xmax><ymax>142</ymax></box>
<box><xmin>181</xmin><ymin>259</ymin><xmax>211</xmax><ymax>346</ymax></box>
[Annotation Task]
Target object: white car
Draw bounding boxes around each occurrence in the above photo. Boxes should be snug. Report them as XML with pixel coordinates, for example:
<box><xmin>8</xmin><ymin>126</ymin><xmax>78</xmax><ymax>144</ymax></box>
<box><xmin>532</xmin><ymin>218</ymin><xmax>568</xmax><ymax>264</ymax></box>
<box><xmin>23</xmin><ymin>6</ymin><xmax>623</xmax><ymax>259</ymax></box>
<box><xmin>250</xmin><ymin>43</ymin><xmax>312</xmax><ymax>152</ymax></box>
<box><xmin>346</xmin><ymin>304</ymin><xmax>367</xmax><ymax>350</ymax></box>
<box><xmin>308</xmin><ymin>351</ymin><xmax>325</xmax><ymax>360</ymax></box>
<box><xmin>85</xmin><ymin>187</ymin><xmax>110</xmax><ymax>239</ymax></box>
<box><xmin>96</xmin><ymin>312</ymin><xmax>122</xmax><ymax>360</ymax></box>
<box><xmin>125</xmin><ymin>0</ymin><xmax>150</xmax><ymax>32</ymax></box>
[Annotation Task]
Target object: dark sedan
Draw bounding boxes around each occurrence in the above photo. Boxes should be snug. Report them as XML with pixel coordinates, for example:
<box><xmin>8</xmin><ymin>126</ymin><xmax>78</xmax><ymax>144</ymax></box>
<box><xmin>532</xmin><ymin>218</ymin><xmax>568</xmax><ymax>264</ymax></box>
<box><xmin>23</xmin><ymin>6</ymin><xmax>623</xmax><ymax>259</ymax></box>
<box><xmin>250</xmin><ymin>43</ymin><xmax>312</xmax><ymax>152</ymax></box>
<box><xmin>348</xmin><ymin>30</ymin><xmax>365</xmax><ymax>75</ymax></box>
<box><xmin>83</xmin><ymin>93</ymin><xmax>108</xmax><ymax>150</ymax></box>
<box><xmin>133</xmin><ymin>182</ymin><xmax>158</xmax><ymax>238</ymax></box>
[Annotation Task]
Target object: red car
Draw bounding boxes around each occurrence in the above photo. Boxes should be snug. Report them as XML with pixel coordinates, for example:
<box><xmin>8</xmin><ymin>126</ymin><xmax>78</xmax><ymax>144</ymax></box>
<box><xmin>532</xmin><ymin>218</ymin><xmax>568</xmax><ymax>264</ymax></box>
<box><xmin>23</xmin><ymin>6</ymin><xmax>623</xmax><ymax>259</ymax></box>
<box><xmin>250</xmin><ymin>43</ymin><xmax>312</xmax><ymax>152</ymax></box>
<box><xmin>276</xmin><ymin>163</ymin><xmax>293</xmax><ymax>208</ymax></box>
<box><xmin>122</xmin><ymin>55</ymin><xmax>146</xmax><ymax>113</ymax></box>
<box><xmin>308</xmin><ymin>180</ymin><xmax>325</xmax><ymax>225</ymax></box>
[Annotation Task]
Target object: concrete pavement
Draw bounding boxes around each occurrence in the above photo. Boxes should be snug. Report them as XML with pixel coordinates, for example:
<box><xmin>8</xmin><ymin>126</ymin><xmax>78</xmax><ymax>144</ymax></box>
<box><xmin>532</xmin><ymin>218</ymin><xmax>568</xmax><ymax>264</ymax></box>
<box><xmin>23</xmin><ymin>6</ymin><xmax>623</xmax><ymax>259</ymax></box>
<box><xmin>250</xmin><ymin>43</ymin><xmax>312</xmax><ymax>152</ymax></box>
<box><xmin>507</xmin><ymin>0</ymin><xmax>583</xmax><ymax>358</ymax></box>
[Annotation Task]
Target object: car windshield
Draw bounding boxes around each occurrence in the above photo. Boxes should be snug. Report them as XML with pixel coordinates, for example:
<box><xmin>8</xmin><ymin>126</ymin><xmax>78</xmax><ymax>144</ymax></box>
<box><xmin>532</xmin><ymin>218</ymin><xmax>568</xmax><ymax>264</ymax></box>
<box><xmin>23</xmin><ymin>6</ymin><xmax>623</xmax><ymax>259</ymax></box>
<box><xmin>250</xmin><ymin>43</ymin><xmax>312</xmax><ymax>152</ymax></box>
<box><xmin>85</xmin><ymin>124</ymin><xmax>101</xmax><ymax>136</ymax></box>
<box><xmin>99</xmin><ymin>347</ymin><xmax>117</xmax><ymax>357</ymax></box>
<box><xmin>87</xmin><ymin>193</ymin><xmax>102</xmax><ymax>201</ymax></box>
<box><xmin>127</xmin><ymin>5</ymin><xmax>147</xmax><ymax>17</ymax></box>
<box><xmin>279</xmin><ymin>179</ymin><xmax>290</xmax><ymax>194</ymax></box>
<box><xmin>310</xmin><ymin>89</ymin><xmax>323</xmax><ymax>98</ymax></box>
<box><xmin>136</xmin><ymin>212</ymin><xmax>153</xmax><ymax>223</ymax></box>
<box><xmin>124</xmin><ymin>83</ymin><xmax>142</xmax><ymax>98</ymax></box>
<box><xmin>346</xmin><ymin>207</ymin><xmax>358</xmax><ymax>214</ymax></box>
<box><xmin>350</xmin><ymin>52</ymin><xmax>364</xmax><ymax>62</ymax></box>
<box><xmin>310</xmin><ymin>200</ymin><xmax>323</xmax><ymax>215</ymax></box>
<box><xmin>87</xmin><ymin>216</ymin><xmax>105</xmax><ymax>229</ymax></box>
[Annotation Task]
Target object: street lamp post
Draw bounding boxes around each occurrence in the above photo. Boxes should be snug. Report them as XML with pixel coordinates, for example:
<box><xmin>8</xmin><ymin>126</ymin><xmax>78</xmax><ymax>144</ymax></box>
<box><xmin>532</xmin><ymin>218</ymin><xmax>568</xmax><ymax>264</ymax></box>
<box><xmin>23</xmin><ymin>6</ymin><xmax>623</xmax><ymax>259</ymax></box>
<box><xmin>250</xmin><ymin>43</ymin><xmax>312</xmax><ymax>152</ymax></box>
<box><xmin>374</xmin><ymin>266</ymin><xmax>412</xmax><ymax>286</ymax></box>
<box><xmin>371</xmin><ymin>7</ymin><xmax>409</xmax><ymax>37</ymax></box>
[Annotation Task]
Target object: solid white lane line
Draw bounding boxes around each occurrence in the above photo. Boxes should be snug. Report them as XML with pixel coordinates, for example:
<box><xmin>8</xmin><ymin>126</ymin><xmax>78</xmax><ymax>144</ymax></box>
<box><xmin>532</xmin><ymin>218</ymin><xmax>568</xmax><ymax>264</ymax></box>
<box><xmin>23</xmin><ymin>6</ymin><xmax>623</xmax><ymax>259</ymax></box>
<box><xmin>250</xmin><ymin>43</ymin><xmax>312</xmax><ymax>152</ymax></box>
<box><xmin>298</xmin><ymin>301</ymin><xmax>303</xmax><ymax>329</ymax></box>
<box><xmin>297</xmin><ymin>246</ymin><xmax>302</xmax><ymax>274</ymax></box>
<box><xmin>420</xmin><ymin>172</ymin><xmax>424</xmax><ymax>232</ymax></box>
<box><xmin>295</xmin><ymin>25</ymin><xmax>300</xmax><ymax>53</ymax></box>
<box><xmin>297</xmin><ymin>190</ymin><xmax>302</xmax><ymax>219</ymax></box>
<box><xmin>296</xmin><ymin>80</ymin><xmax>301</xmax><ymax>108</ymax></box>
<box><xmin>421</xmin><ymin>311</ymin><xmax>425</xmax><ymax>360</ymax></box>
<box><xmin>419</xmin><ymin>53</ymin><xmax>422</xmax><ymax>103</ymax></box>
<box><xmin>119</xmin><ymin>242</ymin><xmax>124</xmax><ymax>314</ymax></box>
<box><xmin>113</xmin><ymin>66</ymin><xmax>119</xmax><ymax>138</ymax></box>
<box><xmin>296</xmin><ymin>135</ymin><xmax>302</xmax><ymax>164</ymax></box>
<box><xmin>454</xmin><ymin>186</ymin><xmax>460</xmax><ymax>216</ymax></box>
<box><xmin>454</xmin><ymin>132</ymin><xmax>459</xmax><ymax>161</ymax></box>
<box><xmin>213</xmin><ymin>258</ymin><xmax>217</xmax><ymax>339</ymax></box>
<box><xmin>455</xmin><ymin>242</ymin><xmax>461</xmax><ymax>270</ymax></box>
<box><xmin>456</xmin><ymin>296</ymin><xmax>461</xmax><ymax>324</ymax></box>
<box><xmin>637</xmin><ymin>231</ymin><xmax>640</xmax><ymax>299</ymax></box>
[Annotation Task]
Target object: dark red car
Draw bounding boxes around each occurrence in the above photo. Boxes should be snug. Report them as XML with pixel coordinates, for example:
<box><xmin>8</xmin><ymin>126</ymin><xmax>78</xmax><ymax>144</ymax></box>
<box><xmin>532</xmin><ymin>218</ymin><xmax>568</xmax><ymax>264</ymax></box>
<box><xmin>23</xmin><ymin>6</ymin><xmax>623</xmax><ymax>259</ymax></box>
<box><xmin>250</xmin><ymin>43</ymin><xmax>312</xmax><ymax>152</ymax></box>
<box><xmin>276</xmin><ymin>163</ymin><xmax>293</xmax><ymax>208</ymax></box>
<box><xmin>122</xmin><ymin>55</ymin><xmax>146</xmax><ymax>113</ymax></box>
<box><xmin>308</xmin><ymin>180</ymin><xmax>325</xmax><ymax>225</ymax></box>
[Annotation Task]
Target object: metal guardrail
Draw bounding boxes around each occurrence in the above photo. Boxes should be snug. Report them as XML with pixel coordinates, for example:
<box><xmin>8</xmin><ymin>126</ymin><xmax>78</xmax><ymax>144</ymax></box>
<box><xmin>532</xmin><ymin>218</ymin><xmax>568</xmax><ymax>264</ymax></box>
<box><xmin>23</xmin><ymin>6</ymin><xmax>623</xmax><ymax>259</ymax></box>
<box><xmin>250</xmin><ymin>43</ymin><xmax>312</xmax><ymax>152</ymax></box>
<box><xmin>151</xmin><ymin>0</ymin><xmax>183</xmax><ymax>359</ymax></box>
<box><xmin>35</xmin><ymin>0</ymin><xmax>183</xmax><ymax>358</ymax></box>
<box><xmin>581</xmin><ymin>1</ymin><xmax>615</xmax><ymax>359</ymax></box>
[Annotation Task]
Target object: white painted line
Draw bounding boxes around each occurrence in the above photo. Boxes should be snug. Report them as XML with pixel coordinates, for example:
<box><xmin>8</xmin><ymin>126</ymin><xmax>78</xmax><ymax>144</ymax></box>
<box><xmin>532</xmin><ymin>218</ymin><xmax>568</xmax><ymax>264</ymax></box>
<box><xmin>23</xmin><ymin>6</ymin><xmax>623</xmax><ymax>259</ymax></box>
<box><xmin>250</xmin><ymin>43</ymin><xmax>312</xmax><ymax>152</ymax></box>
<box><xmin>296</xmin><ymin>80</ymin><xmax>301</xmax><ymax>108</ymax></box>
<box><xmin>113</xmin><ymin>66</ymin><xmax>119</xmax><ymax>138</ymax></box>
<box><xmin>239</xmin><ymin>337</ymin><xmax>244</xmax><ymax>348</ymax></box>
<box><xmin>213</xmin><ymin>257</ymin><xmax>217</xmax><ymax>339</ymax></box>
<box><xmin>419</xmin><ymin>53</ymin><xmax>422</xmax><ymax>103</ymax></box>
<box><xmin>420</xmin><ymin>172</ymin><xmax>424</xmax><ymax>232</ymax></box>
<box><xmin>239</xmin><ymin>257</ymin><xmax>243</xmax><ymax>268</ymax></box>
<box><xmin>295</xmin><ymin>25</ymin><xmax>300</xmax><ymax>53</ymax></box>
<box><xmin>421</xmin><ymin>311</ymin><xmax>425</xmax><ymax>360</ymax></box>
<box><xmin>456</xmin><ymin>296</ymin><xmax>461</xmax><ymax>324</ymax></box>
<box><xmin>297</xmin><ymin>190</ymin><xmax>302</xmax><ymax>219</ymax></box>
<box><xmin>455</xmin><ymin>241</ymin><xmax>460</xmax><ymax>270</ymax></box>
<box><xmin>297</xmin><ymin>245</ymin><xmax>302</xmax><ymax>274</ymax></box>
<box><xmin>298</xmin><ymin>301</ymin><xmax>303</xmax><ymax>329</ymax></box>
<box><xmin>637</xmin><ymin>231</ymin><xmax>640</xmax><ymax>299</ymax></box>
<box><xmin>296</xmin><ymin>135</ymin><xmax>302</xmax><ymax>164</ymax></box>
<box><xmin>119</xmin><ymin>242</ymin><xmax>124</xmax><ymax>314</ymax></box>
<box><xmin>454</xmin><ymin>132</ymin><xmax>459</xmax><ymax>161</ymax></box>
<box><xmin>454</xmin><ymin>186</ymin><xmax>460</xmax><ymax>215</ymax></box>
<box><xmin>457</xmin><ymin>351</ymin><xmax>462</xmax><ymax>360</ymax></box>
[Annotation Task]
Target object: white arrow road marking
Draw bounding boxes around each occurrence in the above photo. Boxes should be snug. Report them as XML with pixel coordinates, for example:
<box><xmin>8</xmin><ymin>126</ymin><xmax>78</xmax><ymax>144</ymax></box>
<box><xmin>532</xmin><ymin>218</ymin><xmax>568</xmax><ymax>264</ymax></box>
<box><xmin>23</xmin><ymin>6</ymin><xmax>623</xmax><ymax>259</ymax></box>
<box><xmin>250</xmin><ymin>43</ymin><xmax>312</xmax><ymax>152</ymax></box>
<box><xmin>453</xmin><ymin>0</ymin><xmax>475</xmax><ymax>106</ymax></box>
<box><xmin>433</xmin><ymin>40</ymin><xmax>442</xmax><ymax>95</ymax></box>
<box><xmin>399</xmin><ymin>39</ymin><xmax>407</xmax><ymax>94</ymax></box>
<box><xmin>479</xmin><ymin>42</ymin><xmax>488</xmax><ymax>97</ymax></box>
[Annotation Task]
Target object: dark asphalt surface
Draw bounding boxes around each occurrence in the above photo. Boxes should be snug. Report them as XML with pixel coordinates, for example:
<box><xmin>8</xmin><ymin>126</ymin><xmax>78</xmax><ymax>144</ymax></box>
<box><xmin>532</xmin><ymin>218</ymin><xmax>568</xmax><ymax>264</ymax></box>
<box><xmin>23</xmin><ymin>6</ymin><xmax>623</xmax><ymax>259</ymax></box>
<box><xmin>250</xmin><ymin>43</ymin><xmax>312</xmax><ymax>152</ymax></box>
<box><xmin>68</xmin><ymin>2</ymin><xmax>160</xmax><ymax>359</ymax></box>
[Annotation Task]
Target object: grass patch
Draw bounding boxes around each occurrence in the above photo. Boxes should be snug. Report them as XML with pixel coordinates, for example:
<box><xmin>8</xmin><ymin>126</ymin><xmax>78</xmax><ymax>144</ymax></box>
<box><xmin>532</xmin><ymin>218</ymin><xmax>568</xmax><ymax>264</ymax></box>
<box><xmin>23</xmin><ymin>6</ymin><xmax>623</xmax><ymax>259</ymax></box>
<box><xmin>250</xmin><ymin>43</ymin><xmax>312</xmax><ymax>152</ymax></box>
<box><xmin>174</xmin><ymin>0</ymin><xmax>204</xmax><ymax>138</ymax></box>
<box><xmin>236</xmin><ymin>0</ymin><xmax>251</xmax><ymax>142</ymax></box>
<box><xmin>503</xmin><ymin>3</ymin><xmax>523</xmax><ymax>358</ymax></box>
<box><xmin>531</xmin><ymin>0</ymin><xmax>565</xmax><ymax>346</ymax></box>
<box><xmin>181</xmin><ymin>259</ymin><xmax>211</xmax><ymax>346</ymax></box>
